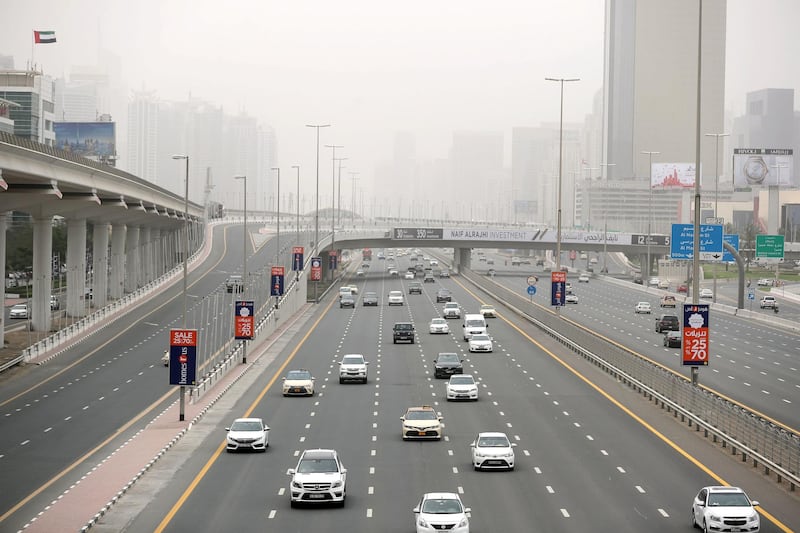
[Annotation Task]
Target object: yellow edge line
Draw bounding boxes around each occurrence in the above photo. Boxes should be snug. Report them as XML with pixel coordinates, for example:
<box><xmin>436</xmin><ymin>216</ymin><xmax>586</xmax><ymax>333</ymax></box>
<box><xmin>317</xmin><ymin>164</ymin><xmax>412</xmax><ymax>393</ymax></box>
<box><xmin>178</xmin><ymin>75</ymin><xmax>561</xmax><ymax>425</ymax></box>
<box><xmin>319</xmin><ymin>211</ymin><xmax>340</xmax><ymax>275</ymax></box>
<box><xmin>453</xmin><ymin>276</ymin><xmax>794</xmax><ymax>533</ymax></box>
<box><xmin>154</xmin><ymin>295</ymin><xmax>336</xmax><ymax>532</ymax></box>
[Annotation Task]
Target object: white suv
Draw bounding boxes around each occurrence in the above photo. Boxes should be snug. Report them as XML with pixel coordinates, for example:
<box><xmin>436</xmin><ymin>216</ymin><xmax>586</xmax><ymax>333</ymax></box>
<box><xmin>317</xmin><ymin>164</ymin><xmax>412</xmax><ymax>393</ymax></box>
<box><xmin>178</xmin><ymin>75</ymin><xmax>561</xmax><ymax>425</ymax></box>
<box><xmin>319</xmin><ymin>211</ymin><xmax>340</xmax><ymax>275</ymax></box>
<box><xmin>288</xmin><ymin>449</ymin><xmax>347</xmax><ymax>507</ymax></box>
<box><xmin>338</xmin><ymin>354</ymin><xmax>369</xmax><ymax>384</ymax></box>
<box><xmin>388</xmin><ymin>290</ymin><xmax>404</xmax><ymax>306</ymax></box>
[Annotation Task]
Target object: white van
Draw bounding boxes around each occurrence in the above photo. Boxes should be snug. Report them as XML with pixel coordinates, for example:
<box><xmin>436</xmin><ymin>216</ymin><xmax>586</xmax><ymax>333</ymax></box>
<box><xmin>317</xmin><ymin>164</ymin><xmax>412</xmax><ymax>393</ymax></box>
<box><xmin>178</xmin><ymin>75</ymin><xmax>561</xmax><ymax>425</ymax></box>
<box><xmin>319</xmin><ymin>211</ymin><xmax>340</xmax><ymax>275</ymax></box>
<box><xmin>462</xmin><ymin>313</ymin><xmax>487</xmax><ymax>341</ymax></box>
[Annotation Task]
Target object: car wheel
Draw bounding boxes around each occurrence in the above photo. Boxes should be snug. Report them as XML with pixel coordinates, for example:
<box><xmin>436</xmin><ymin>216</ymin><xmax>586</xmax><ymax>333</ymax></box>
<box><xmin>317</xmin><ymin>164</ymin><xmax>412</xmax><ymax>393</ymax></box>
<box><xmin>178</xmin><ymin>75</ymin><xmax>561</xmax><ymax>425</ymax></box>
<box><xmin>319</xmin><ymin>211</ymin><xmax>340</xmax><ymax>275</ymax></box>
<box><xmin>691</xmin><ymin>509</ymin><xmax>698</xmax><ymax>529</ymax></box>
<box><xmin>290</xmin><ymin>500</ymin><xmax>297</xmax><ymax>508</ymax></box>
<box><xmin>393</xmin><ymin>339</ymin><xmax>397</xmax><ymax>344</ymax></box>
<box><xmin>702</xmin><ymin>519</ymin><xmax>709</xmax><ymax>533</ymax></box>
<box><xmin>339</xmin><ymin>378</ymin><xmax>344</xmax><ymax>384</ymax></box>
<box><xmin>363</xmin><ymin>378</ymin><xmax>368</xmax><ymax>384</ymax></box>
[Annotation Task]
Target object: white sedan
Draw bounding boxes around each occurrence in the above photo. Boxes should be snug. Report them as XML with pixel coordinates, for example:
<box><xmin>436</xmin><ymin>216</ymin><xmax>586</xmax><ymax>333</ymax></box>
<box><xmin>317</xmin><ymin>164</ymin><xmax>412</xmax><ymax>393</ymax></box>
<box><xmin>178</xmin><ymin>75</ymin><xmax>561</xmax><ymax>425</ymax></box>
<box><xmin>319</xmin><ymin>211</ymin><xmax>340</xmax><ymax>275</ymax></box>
<box><xmin>403</xmin><ymin>271</ymin><xmax>414</xmax><ymax>279</ymax></box>
<box><xmin>468</xmin><ymin>334</ymin><xmax>493</xmax><ymax>353</ymax></box>
<box><xmin>471</xmin><ymin>431</ymin><xmax>516</xmax><ymax>470</ymax></box>
<box><xmin>578</xmin><ymin>273</ymin><xmax>590</xmax><ymax>283</ymax></box>
<box><xmin>282</xmin><ymin>369</ymin><xmax>315</xmax><ymax>396</ymax></box>
<box><xmin>445</xmin><ymin>374</ymin><xmax>478</xmax><ymax>401</ymax></box>
<box><xmin>429</xmin><ymin>318</ymin><xmax>450</xmax><ymax>334</ymax></box>
<box><xmin>8</xmin><ymin>304</ymin><xmax>28</xmax><ymax>319</ymax></box>
<box><xmin>699</xmin><ymin>288</ymin><xmax>713</xmax><ymax>299</ymax></box>
<box><xmin>565</xmin><ymin>293</ymin><xmax>579</xmax><ymax>304</ymax></box>
<box><xmin>634</xmin><ymin>302</ymin><xmax>652</xmax><ymax>314</ymax></box>
<box><xmin>413</xmin><ymin>493</ymin><xmax>470</xmax><ymax>533</ymax></box>
<box><xmin>225</xmin><ymin>417</ymin><xmax>269</xmax><ymax>452</ymax></box>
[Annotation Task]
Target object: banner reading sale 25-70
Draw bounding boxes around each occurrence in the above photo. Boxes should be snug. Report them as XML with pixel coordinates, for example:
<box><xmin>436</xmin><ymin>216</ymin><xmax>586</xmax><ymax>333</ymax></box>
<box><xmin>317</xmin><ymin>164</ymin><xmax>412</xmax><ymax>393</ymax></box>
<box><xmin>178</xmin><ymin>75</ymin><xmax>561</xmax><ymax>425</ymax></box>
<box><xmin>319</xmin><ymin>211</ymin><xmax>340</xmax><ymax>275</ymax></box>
<box><xmin>682</xmin><ymin>305</ymin><xmax>709</xmax><ymax>367</ymax></box>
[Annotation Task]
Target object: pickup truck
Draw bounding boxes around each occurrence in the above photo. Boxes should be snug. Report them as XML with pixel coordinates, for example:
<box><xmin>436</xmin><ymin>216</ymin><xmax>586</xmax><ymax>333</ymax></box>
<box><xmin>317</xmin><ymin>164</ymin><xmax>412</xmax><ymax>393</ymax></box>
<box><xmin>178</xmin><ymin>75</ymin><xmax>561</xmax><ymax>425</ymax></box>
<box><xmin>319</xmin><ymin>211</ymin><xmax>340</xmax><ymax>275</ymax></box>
<box><xmin>393</xmin><ymin>322</ymin><xmax>415</xmax><ymax>344</ymax></box>
<box><xmin>655</xmin><ymin>314</ymin><xmax>679</xmax><ymax>333</ymax></box>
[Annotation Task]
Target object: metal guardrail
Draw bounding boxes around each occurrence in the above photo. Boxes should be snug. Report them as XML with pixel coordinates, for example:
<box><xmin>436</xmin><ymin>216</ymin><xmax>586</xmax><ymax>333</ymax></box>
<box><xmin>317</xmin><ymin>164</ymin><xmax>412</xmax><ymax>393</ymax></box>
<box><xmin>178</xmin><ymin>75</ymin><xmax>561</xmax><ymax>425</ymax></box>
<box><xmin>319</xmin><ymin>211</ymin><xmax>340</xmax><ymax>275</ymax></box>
<box><xmin>460</xmin><ymin>267</ymin><xmax>800</xmax><ymax>491</ymax></box>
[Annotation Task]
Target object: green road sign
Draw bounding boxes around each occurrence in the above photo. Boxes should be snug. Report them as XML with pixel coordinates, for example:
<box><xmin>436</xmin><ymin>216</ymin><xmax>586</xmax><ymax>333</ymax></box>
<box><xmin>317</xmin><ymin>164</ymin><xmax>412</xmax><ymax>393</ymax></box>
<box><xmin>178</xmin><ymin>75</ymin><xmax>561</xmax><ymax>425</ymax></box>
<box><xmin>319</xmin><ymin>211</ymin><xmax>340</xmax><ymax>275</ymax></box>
<box><xmin>755</xmin><ymin>234</ymin><xmax>785</xmax><ymax>259</ymax></box>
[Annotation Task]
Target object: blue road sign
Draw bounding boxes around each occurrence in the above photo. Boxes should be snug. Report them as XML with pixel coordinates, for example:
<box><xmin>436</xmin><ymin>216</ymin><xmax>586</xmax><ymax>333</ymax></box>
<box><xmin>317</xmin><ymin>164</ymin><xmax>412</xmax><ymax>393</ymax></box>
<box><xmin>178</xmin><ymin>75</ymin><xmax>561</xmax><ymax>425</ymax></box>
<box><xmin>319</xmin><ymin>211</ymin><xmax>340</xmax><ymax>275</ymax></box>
<box><xmin>670</xmin><ymin>224</ymin><xmax>723</xmax><ymax>260</ymax></box>
<box><xmin>722</xmin><ymin>234</ymin><xmax>739</xmax><ymax>263</ymax></box>
<box><xmin>527</xmin><ymin>285</ymin><xmax>537</xmax><ymax>295</ymax></box>
<box><xmin>747</xmin><ymin>289</ymin><xmax>755</xmax><ymax>300</ymax></box>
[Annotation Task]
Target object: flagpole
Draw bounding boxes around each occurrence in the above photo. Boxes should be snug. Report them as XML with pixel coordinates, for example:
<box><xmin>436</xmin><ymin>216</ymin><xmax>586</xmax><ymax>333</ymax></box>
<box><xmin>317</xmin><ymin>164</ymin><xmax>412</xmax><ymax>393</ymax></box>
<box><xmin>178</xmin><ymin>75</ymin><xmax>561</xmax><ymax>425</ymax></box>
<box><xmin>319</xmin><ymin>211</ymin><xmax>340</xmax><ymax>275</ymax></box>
<box><xmin>31</xmin><ymin>31</ymin><xmax>34</xmax><ymax>71</ymax></box>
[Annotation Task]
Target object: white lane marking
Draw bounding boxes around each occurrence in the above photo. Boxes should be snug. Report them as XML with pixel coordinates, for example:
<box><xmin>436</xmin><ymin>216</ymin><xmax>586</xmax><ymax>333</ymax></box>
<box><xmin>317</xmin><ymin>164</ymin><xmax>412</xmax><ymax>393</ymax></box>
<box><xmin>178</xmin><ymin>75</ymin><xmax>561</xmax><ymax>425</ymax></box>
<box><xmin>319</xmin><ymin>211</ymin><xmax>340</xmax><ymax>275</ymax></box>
<box><xmin>617</xmin><ymin>466</ymin><xmax>626</xmax><ymax>473</ymax></box>
<box><xmin>299</xmin><ymin>436</ymin><xmax>306</xmax><ymax>442</ymax></box>
<box><xmin>21</xmin><ymin>440</ymin><xmax>30</xmax><ymax>446</ymax></box>
<box><xmin>268</xmin><ymin>510</ymin><xmax>276</xmax><ymax>518</ymax></box>
<box><xmin>601</xmin><ymin>450</ymin><xmax>608</xmax><ymax>455</ymax></box>
<box><xmin>658</xmin><ymin>509</ymin><xmax>669</xmax><ymax>517</ymax></box>
<box><xmin>44</xmin><ymin>427</ymin><xmax>52</xmax><ymax>433</ymax></box>
<box><xmin>560</xmin><ymin>509</ymin><xmax>570</xmax><ymax>517</ymax></box>
<box><xmin>278</xmin><ymin>488</ymin><xmax>285</xmax><ymax>495</ymax></box>
<box><xmin>368</xmin><ymin>486</ymin><xmax>374</xmax><ymax>494</ymax></box>
<box><xmin>546</xmin><ymin>486</ymin><xmax>554</xmax><ymax>493</ymax></box>
<box><xmin>534</xmin><ymin>467</ymin><xmax>542</xmax><ymax>474</ymax></box>
<box><xmin>367</xmin><ymin>508</ymin><xmax>373</xmax><ymax>518</ymax></box>
<box><xmin>371</xmin><ymin>449</ymin><xmax>376</xmax><ymax>456</ymax></box>
<box><xmin>305</xmin><ymin>423</ymin><xmax>311</xmax><ymax>429</ymax></box>
<box><xmin>635</xmin><ymin>486</ymin><xmax>645</xmax><ymax>493</ymax></box>
<box><xmin>369</xmin><ymin>466</ymin><xmax>375</xmax><ymax>474</ymax></box>
<box><xmin>452</xmin><ymin>467</ymin><xmax>459</xmax><ymax>473</ymax></box>
<box><xmin>458</xmin><ymin>486</ymin><xmax>464</xmax><ymax>494</ymax></box>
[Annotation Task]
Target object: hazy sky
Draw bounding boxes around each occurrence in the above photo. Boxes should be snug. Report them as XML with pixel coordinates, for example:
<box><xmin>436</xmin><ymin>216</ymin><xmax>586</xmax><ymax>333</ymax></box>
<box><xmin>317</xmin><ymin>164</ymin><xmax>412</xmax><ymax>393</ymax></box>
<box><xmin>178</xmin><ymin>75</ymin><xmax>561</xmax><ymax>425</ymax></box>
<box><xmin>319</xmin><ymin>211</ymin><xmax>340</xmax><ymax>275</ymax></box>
<box><xmin>2</xmin><ymin>0</ymin><xmax>799</xmax><ymax>197</ymax></box>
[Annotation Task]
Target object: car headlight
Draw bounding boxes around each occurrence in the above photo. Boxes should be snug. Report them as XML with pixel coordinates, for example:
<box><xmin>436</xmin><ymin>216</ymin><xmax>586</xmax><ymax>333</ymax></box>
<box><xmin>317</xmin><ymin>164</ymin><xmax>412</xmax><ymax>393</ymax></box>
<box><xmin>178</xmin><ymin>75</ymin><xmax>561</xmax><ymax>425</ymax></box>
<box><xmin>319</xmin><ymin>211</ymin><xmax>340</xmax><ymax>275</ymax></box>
<box><xmin>417</xmin><ymin>517</ymin><xmax>429</xmax><ymax>527</ymax></box>
<box><xmin>708</xmin><ymin>514</ymin><xmax>721</xmax><ymax>523</ymax></box>
<box><xmin>457</xmin><ymin>517</ymin><xmax>468</xmax><ymax>527</ymax></box>
<box><xmin>331</xmin><ymin>480</ymin><xmax>342</xmax><ymax>488</ymax></box>
<box><xmin>291</xmin><ymin>481</ymin><xmax>302</xmax><ymax>489</ymax></box>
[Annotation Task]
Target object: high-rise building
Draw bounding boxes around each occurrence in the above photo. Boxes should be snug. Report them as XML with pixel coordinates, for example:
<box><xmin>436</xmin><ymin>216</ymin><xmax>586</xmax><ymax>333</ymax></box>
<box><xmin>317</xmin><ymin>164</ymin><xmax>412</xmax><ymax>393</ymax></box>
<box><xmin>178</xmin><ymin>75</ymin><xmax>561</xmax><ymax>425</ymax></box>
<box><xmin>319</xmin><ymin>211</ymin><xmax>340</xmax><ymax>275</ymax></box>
<box><xmin>603</xmin><ymin>0</ymin><xmax>726</xmax><ymax>185</ymax></box>
<box><xmin>127</xmin><ymin>90</ymin><xmax>159</xmax><ymax>184</ymax></box>
<box><xmin>0</xmin><ymin>69</ymin><xmax>56</xmax><ymax>145</ymax></box>
<box><xmin>257</xmin><ymin>124</ymin><xmax>278</xmax><ymax>212</ymax></box>
<box><xmin>449</xmin><ymin>131</ymin><xmax>504</xmax><ymax>221</ymax></box>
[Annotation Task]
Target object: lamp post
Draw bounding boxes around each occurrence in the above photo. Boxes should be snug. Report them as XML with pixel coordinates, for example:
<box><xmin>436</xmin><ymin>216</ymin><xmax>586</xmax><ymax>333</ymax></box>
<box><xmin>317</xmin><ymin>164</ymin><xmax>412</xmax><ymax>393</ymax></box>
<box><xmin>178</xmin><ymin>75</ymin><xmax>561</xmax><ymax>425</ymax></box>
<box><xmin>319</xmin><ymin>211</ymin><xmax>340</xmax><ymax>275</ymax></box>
<box><xmin>335</xmin><ymin>157</ymin><xmax>347</xmax><ymax>229</ymax></box>
<box><xmin>583</xmin><ymin>166</ymin><xmax>599</xmax><ymax>231</ymax></box>
<box><xmin>568</xmin><ymin>170</ymin><xmax>581</xmax><ymax>229</ymax></box>
<box><xmin>325</xmin><ymin>144</ymin><xmax>344</xmax><ymax>280</ymax></box>
<box><xmin>292</xmin><ymin>165</ymin><xmax>300</xmax><ymax>243</ymax></box>
<box><xmin>349</xmin><ymin>171</ymin><xmax>360</xmax><ymax>226</ymax></box>
<box><xmin>600</xmin><ymin>162</ymin><xmax>616</xmax><ymax>274</ymax></box>
<box><xmin>234</xmin><ymin>175</ymin><xmax>247</xmax><ymax>363</ymax></box>
<box><xmin>642</xmin><ymin>151</ymin><xmax>660</xmax><ymax>284</ymax></box>
<box><xmin>305</xmin><ymin>124</ymin><xmax>330</xmax><ymax>303</ymax></box>
<box><xmin>171</xmin><ymin>154</ymin><xmax>189</xmax><ymax>421</ymax></box>
<box><xmin>545</xmin><ymin>77</ymin><xmax>580</xmax><ymax>286</ymax></box>
<box><xmin>272</xmin><ymin>167</ymin><xmax>281</xmax><ymax>309</ymax></box>
<box><xmin>705</xmin><ymin>132</ymin><xmax>729</xmax><ymax>303</ymax></box>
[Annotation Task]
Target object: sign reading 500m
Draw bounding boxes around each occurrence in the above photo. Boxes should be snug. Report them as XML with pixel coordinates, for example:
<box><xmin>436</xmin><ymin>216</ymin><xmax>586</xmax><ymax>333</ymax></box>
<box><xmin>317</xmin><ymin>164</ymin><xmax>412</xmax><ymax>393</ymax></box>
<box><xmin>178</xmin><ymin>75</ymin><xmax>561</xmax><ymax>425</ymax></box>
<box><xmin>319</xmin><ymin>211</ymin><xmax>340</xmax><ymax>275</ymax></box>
<box><xmin>393</xmin><ymin>228</ymin><xmax>443</xmax><ymax>240</ymax></box>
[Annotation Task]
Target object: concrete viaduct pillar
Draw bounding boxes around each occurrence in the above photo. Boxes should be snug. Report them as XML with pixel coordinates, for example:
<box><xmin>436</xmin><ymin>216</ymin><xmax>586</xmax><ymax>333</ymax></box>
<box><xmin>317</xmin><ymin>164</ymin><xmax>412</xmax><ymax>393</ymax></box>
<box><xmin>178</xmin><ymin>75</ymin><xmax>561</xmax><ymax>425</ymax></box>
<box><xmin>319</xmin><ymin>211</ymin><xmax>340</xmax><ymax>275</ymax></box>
<box><xmin>140</xmin><ymin>227</ymin><xmax>152</xmax><ymax>285</ymax></box>
<box><xmin>32</xmin><ymin>217</ymin><xmax>54</xmax><ymax>332</ymax></box>
<box><xmin>66</xmin><ymin>218</ymin><xmax>88</xmax><ymax>318</ymax></box>
<box><xmin>92</xmin><ymin>223</ymin><xmax>110</xmax><ymax>308</ymax></box>
<box><xmin>125</xmin><ymin>226</ymin><xmax>140</xmax><ymax>292</ymax></box>
<box><xmin>110</xmin><ymin>224</ymin><xmax>126</xmax><ymax>300</ymax></box>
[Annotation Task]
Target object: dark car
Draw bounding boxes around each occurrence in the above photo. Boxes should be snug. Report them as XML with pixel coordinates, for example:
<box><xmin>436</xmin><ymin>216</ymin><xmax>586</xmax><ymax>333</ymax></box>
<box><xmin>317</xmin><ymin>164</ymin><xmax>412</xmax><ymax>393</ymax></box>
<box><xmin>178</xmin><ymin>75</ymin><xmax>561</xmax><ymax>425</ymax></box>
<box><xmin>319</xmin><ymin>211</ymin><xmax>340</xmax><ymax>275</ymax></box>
<box><xmin>439</xmin><ymin>269</ymin><xmax>450</xmax><ymax>278</ymax></box>
<box><xmin>433</xmin><ymin>353</ymin><xmax>464</xmax><ymax>378</ymax></box>
<box><xmin>677</xmin><ymin>284</ymin><xmax>689</xmax><ymax>294</ymax></box>
<box><xmin>423</xmin><ymin>272</ymin><xmax>435</xmax><ymax>283</ymax></box>
<box><xmin>535</xmin><ymin>258</ymin><xmax>545</xmax><ymax>266</ymax></box>
<box><xmin>340</xmin><ymin>294</ymin><xmax>355</xmax><ymax>308</ymax></box>
<box><xmin>393</xmin><ymin>322</ymin><xmax>415</xmax><ymax>344</ymax></box>
<box><xmin>362</xmin><ymin>291</ymin><xmax>379</xmax><ymax>306</ymax></box>
<box><xmin>408</xmin><ymin>282</ymin><xmax>423</xmax><ymax>295</ymax></box>
<box><xmin>655</xmin><ymin>314</ymin><xmax>679</xmax><ymax>333</ymax></box>
<box><xmin>225</xmin><ymin>275</ymin><xmax>244</xmax><ymax>293</ymax></box>
<box><xmin>663</xmin><ymin>331</ymin><xmax>682</xmax><ymax>347</ymax></box>
<box><xmin>436</xmin><ymin>289</ymin><xmax>452</xmax><ymax>303</ymax></box>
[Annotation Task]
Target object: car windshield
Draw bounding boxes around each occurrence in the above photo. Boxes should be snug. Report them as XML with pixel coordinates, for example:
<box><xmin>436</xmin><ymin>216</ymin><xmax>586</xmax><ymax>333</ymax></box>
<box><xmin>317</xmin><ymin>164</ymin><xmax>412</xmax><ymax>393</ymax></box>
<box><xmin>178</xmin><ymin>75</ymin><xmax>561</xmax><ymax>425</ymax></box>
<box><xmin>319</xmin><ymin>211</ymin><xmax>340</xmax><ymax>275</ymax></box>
<box><xmin>449</xmin><ymin>376</ymin><xmax>474</xmax><ymax>385</ymax></box>
<box><xmin>390</xmin><ymin>291</ymin><xmax>402</xmax><ymax>296</ymax></box>
<box><xmin>297</xmin><ymin>457</ymin><xmax>338</xmax><ymax>473</ymax></box>
<box><xmin>471</xmin><ymin>335</ymin><xmax>489</xmax><ymax>341</ymax></box>
<box><xmin>445</xmin><ymin>303</ymin><xmax>458</xmax><ymax>308</ymax></box>
<box><xmin>342</xmin><ymin>355</ymin><xmax>364</xmax><ymax>364</ymax></box>
<box><xmin>466</xmin><ymin>319</ymin><xmax>483</xmax><ymax>327</ymax></box>
<box><xmin>477</xmin><ymin>435</ymin><xmax>510</xmax><ymax>447</ymax></box>
<box><xmin>365</xmin><ymin>292</ymin><xmax>377</xmax><ymax>298</ymax></box>
<box><xmin>406</xmin><ymin>410</ymin><xmax>437</xmax><ymax>420</ymax></box>
<box><xmin>395</xmin><ymin>324</ymin><xmax>412</xmax><ymax>330</ymax></box>
<box><xmin>438</xmin><ymin>354</ymin><xmax>460</xmax><ymax>363</ymax></box>
<box><xmin>431</xmin><ymin>318</ymin><xmax>446</xmax><ymax>325</ymax></box>
<box><xmin>421</xmin><ymin>498</ymin><xmax>463</xmax><ymax>514</ymax></box>
<box><xmin>707</xmin><ymin>492</ymin><xmax>751</xmax><ymax>507</ymax></box>
<box><xmin>230</xmin><ymin>420</ymin><xmax>263</xmax><ymax>432</ymax></box>
<box><xmin>481</xmin><ymin>305</ymin><xmax>493</xmax><ymax>310</ymax></box>
<box><xmin>287</xmin><ymin>370</ymin><xmax>311</xmax><ymax>380</ymax></box>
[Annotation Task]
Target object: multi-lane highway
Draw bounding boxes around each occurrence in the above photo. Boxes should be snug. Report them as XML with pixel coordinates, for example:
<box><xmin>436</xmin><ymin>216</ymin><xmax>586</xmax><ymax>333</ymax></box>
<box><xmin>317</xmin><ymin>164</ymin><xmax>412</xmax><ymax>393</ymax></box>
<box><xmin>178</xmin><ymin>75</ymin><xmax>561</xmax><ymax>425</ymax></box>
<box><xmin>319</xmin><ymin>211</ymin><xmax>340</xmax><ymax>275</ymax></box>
<box><xmin>480</xmin><ymin>254</ymin><xmax>800</xmax><ymax>432</ymax></box>
<box><xmin>0</xmin><ymin>223</ymin><xmax>305</xmax><ymax>531</ymax></box>
<box><xmin>92</xmin><ymin>250</ymin><xmax>795</xmax><ymax>532</ymax></box>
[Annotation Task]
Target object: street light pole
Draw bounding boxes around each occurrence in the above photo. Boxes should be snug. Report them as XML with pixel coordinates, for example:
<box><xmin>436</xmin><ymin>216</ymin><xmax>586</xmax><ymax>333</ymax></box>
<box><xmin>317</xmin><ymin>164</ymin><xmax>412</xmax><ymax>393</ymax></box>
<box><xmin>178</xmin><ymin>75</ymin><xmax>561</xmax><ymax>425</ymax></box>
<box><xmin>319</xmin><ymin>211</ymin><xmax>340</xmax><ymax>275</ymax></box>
<box><xmin>306</xmin><ymin>124</ymin><xmax>330</xmax><ymax>304</ymax></box>
<box><xmin>642</xmin><ymin>151</ymin><xmax>660</xmax><ymax>283</ymax></box>
<box><xmin>600</xmin><ymin>162</ymin><xmax>616</xmax><ymax>274</ymax></box>
<box><xmin>545</xmin><ymin>76</ymin><xmax>580</xmax><ymax>294</ymax></box>
<box><xmin>171</xmin><ymin>154</ymin><xmax>189</xmax><ymax>421</ymax></box>
<box><xmin>272</xmin><ymin>167</ymin><xmax>281</xmax><ymax>308</ymax></box>
<box><xmin>234</xmin><ymin>175</ymin><xmax>247</xmax><ymax>363</ymax></box>
<box><xmin>705</xmin><ymin>133</ymin><xmax>729</xmax><ymax>303</ymax></box>
<box><xmin>325</xmin><ymin>144</ymin><xmax>344</xmax><ymax>280</ymax></box>
<box><xmin>335</xmin><ymin>157</ymin><xmax>347</xmax><ymax>230</ymax></box>
<box><xmin>583</xmin><ymin>166</ymin><xmax>599</xmax><ymax>231</ymax></box>
<box><xmin>292</xmin><ymin>165</ymin><xmax>300</xmax><ymax>244</ymax></box>
<box><xmin>349</xmin><ymin>172</ymin><xmax>360</xmax><ymax>226</ymax></box>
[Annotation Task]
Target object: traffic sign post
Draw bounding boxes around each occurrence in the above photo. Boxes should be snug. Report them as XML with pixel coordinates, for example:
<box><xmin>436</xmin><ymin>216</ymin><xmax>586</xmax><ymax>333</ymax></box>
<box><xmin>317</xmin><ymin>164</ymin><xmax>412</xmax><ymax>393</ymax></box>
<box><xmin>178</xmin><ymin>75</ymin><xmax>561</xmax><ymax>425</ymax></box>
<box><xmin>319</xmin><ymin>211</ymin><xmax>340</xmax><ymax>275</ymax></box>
<box><xmin>755</xmin><ymin>235</ymin><xmax>785</xmax><ymax>260</ymax></box>
<box><xmin>721</xmin><ymin>234</ymin><xmax>739</xmax><ymax>263</ymax></box>
<box><xmin>670</xmin><ymin>223</ymin><xmax>723</xmax><ymax>260</ymax></box>
<box><xmin>682</xmin><ymin>304</ymin><xmax>709</xmax><ymax>367</ymax></box>
<box><xmin>527</xmin><ymin>275</ymin><xmax>538</xmax><ymax>302</ymax></box>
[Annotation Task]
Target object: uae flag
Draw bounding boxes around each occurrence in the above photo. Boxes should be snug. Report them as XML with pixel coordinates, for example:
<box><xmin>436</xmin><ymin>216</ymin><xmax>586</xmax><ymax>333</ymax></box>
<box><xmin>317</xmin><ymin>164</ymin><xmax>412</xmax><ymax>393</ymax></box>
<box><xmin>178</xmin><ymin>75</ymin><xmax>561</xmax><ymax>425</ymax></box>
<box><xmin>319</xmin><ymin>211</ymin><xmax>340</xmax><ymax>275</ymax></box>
<box><xmin>34</xmin><ymin>31</ymin><xmax>56</xmax><ymax>44</ymax></box>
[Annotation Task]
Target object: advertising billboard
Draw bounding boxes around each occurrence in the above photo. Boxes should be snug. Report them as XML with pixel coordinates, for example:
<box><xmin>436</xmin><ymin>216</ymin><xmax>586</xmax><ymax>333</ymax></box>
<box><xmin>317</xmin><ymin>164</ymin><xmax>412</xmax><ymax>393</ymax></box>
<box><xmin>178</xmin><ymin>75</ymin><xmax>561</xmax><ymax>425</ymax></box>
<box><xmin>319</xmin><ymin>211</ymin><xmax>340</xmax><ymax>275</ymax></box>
<box><xmin>168</xmin><ymin>328</ymin><xmax>198</xmax><ymax>385</ymax></box>
<box><xmin>234</xmin><ymin>301</ymin><xmax>254</xmax><ymax>340</ymax></box>
<box><xmin>54</xmin><ymin>122</ymin><xmax>116</xmax><ymax>159</ymax></box>
<box><xmin>733</xmin><ymin>149</ymin><xmax>795</xmax><ymax>188</ymax></box>
<box><xmin>650</xmin><ymin>163</ymin><xmax>697</xmax><ymax>188</ymax></box>
<box><xmin>682</xmin><ymin>304</ymin><xmax>709</xmax><ymax>367</ymax></box>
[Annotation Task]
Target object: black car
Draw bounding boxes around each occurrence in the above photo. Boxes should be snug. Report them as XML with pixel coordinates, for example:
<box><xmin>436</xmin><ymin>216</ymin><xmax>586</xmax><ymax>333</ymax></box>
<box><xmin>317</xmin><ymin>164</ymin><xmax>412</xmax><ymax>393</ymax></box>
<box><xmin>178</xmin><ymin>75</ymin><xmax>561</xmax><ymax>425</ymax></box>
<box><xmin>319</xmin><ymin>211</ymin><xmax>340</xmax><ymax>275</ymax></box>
<box><xmin>655</xmin><ymin>314</ymin><xmax>679</xmax><ymax>333</ymax></box>
<box><xmin>663</xmin><ymin>331</ymin><xmax>682</xmax><ymax>347</ymax></box>
<box><xmin>340</xmin><ymin>294</ymin><xmax>355</xmax><ymax>308</ymax></box>
<box><xmin>362</xmin><ymin>291</ymin><xmax>379</xmax><ymax>306</ymax></box>
<box><xmin>393</xmin><ymin>322</ymin><xmax>415</xmax><ymax>344</ymax></box>
<box><xmin>436</xmin><ymin>289</ymin><xmax>452</xmax><ymax>303</ymax></box>
<box><xmin>433</xmin><ymin>353</ymin><xmax>464</xmax><ymax>378</ymax></box>
<box><xmin>408</xmin><ymin>282</ymin><xmax>423</xmax><ymax>295</ymax></box>
<box><xmin>439</xmin><ymin>269</ymin><xmax>450</xmax><ymax>278</ymax></box>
